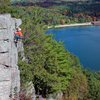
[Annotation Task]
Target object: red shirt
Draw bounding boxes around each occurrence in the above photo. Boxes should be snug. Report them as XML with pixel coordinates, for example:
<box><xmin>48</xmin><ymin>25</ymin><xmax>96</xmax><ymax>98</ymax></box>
<box><xmin>15</xmin><ymin>31</ymin><xmax>23</xmax><ymax>37</ymax></box>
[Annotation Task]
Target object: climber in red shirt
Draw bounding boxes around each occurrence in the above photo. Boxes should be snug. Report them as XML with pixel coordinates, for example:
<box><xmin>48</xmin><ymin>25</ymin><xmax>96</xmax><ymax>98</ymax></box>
<box><xmin>14</xmin><ymin>27</ymin><xmax>23</xmax><ymax>43</ymax></box>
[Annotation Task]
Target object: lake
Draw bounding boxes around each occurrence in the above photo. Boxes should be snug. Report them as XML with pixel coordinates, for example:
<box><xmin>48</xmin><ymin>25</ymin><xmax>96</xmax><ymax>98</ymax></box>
<box><xmin>46</xmin><ymin>26</ymin><xmax>100</xmax><ymax>71</ymax></box>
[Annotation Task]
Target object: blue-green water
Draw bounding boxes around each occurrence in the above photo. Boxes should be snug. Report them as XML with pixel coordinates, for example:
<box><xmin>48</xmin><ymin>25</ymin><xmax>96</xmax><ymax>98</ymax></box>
<box><xmin>46</xmin><ymin>26</ymin><xmax>100</xmax><ymax>71</ymax></box>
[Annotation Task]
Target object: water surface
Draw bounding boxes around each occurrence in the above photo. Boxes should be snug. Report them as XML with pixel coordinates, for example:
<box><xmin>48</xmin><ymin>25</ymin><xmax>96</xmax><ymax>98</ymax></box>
<box><xmin>46</xmin><ymin>26</ymin><xmax>100</xmax><ymax>71</ymax></box>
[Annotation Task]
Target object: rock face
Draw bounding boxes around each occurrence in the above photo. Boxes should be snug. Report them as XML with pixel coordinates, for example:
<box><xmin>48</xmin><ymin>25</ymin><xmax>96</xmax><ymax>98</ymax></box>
<box><xmin>24</xmin><ymin>81</ymin><xmax>36</xmax><ymax>100</ymax></box>
<box><xmin>47</xmin><ymin>92</ymin><xmax>63</xmax><ymax>100</ymax></box>
<box><xmin>0</xmin><ymin>14</ymin><xmax>21</xmax><ymax>100</ymax></box>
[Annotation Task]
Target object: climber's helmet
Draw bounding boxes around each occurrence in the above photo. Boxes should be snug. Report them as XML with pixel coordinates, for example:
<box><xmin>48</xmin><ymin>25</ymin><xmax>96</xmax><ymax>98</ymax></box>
<box><xmin>16</xmin><ymin>27</ymin><xmax>21</xmax><ymax>31</ymax></box>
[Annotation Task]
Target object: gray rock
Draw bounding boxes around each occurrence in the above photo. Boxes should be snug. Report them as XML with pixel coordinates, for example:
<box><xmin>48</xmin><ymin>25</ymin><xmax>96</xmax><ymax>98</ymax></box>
<box><xmin>0</xmin><ymin>29</ymin><xmax>9</xmax><ymax>40</ymax></box>
<box><xmin>0</xmin><ymin>40</ymin><xmax>9</xmax><ymax>53</ymax></box>
<box><xmin>0</xmin><ymin>14</ymin><xmax>21</xmax><ymax>100</ymax></box>
<box><xmin>15</xmin><ymin>18</ymin><xmax>22</xmax><ymax>27</ymax></box>
<box><xmin>0</xmin><ymin>53</ymin><xmax>10</xmax><ymax>66</ymax></box>
<box><xmin>25</xmin><ymin>81</ymin><xmax>36</xmax><ymax>100</ymax></box>
<box><xmin>47</xmin><ymin>92</ymin><xmax>63</xmax><ymax>100</ymax></box>
<box><xmin>0</xmin><ymin>81</ymin><xmax>11</xmax><ymax>100</ymax></box>
<box><xmin>17</xmin><ymin>40</ymin><xmax>25</xmax><ymax>60</ymax></box>
<box><xmin>0</xmin><ymin>66</ymin><xmax>11</xmax><ymax>81</ymax></box>
<box><xmin>0</xmin><ymin>16</ymin><xmax>8</xmax><ymax>29</ymax></box>
<box><xmin>0</xmin><ymin>13</ymin><xmax>36</xmax><ymax>100</ymax></box>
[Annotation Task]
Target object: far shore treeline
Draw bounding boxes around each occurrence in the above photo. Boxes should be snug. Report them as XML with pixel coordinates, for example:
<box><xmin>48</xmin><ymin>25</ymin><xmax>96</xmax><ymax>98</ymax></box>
<box><xmin>0</xmin><ymin>0</ymin><xmax>100</xmax><ymax>99</ymax></box>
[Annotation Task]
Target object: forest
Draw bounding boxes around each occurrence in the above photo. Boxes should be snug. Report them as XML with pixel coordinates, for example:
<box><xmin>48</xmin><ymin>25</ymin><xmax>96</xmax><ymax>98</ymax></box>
<box><xmin>0</xmin><ymin>0</ymin><xmax>100</xmax><ymax>100</ymax></box>
<box><xmin>12</xmin><ymin>0</ymin><xmax>100</xmax><ymax>23</ymax></box>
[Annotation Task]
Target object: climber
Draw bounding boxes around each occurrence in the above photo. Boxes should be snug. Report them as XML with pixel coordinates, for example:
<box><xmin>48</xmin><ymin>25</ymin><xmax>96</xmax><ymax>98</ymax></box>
<box><xmin>14</xmin><ymin>27</ymin><xmax>23</xmax><ymax>43</ymax></box>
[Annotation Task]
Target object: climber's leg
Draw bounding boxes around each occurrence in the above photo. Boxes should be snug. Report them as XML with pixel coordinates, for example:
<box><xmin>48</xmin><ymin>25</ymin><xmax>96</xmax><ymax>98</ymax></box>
<box><xmin>14</xmin><ymin>35</ymin><xmax>20</xmax><ymax>47</ymax></box>
<box><xmin>14</xmin><ymin>35</ymin><xmax>19</xmax><ymax>43</ymax></box>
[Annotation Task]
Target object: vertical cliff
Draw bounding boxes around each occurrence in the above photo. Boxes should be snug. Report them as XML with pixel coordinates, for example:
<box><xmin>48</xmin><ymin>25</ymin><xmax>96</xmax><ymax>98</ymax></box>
<box><xmin>0</xmin><ymin>14</ymin><xmax>21</xmax><ymax>100</ymax></box>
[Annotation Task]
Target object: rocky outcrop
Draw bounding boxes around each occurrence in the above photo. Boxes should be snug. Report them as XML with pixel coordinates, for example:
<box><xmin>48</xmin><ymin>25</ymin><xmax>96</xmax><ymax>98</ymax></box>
<box><xmin>47</xmin><ymin>92</ymin><xmax>63</xmax><ymax>100</ymax></box>
<box><xmin>24</xmin><ymin>81</ymin><xmax>36</xmax><ymax>100</ymax></box>
<box><xmin>0</xmin><ymin>14</ymin><xmax>21</xmax><ymax>100</ymax></box>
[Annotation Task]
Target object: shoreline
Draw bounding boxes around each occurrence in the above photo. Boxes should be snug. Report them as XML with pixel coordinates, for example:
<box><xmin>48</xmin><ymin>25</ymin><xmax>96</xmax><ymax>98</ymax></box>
<box><xmin>48</xmin><ymin>22</ymin><xmax>92</xmax><ymax>29</ymax></box>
